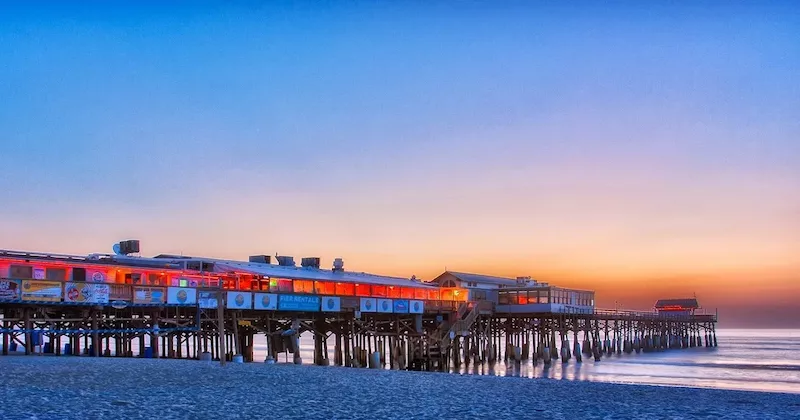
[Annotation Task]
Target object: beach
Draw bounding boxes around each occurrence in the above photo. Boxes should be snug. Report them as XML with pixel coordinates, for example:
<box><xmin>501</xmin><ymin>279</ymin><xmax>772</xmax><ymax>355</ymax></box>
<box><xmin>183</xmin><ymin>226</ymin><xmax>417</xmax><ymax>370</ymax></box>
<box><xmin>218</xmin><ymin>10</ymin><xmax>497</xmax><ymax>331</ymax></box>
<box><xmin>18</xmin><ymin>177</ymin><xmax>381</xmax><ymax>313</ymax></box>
<box><xmin>1</xmin><ymin>357</ymin><xmax>797</xmax><ymax>420</ymax></box>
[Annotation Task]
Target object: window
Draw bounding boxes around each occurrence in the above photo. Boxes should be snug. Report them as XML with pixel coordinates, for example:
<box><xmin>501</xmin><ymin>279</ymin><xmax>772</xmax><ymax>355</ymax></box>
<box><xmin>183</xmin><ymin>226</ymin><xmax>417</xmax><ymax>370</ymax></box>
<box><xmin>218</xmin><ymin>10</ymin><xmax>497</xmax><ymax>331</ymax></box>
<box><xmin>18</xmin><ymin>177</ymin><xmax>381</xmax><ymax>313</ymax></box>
<box><xmin>372</xmin><ymin>285</ymin><xmax>387</xmax><ymax>297</ymax></box>
<box><xmin>441</xmin><ymin>289</ymin><xmax>454</xmax><ymax>301</ymax></box>
<box><xmin>539</xmin><ymin>290</ymin><xmax>549</xmax><ymax>304</ymax></box>
<box><xmin>9</xmin><ymin>265</ymin><xmax>33</xmax><ymax>279</ymax></box>
<box><xmin>401</xmin><ymin>287</ymin><xmax>415</xmax><ymax>299</ymax></box>
<box><xmin>387</xmin><ymin>286</ymin><xmax>401</xmax><ymax>298</ymax></box>
<box><xmin>414</xmin><ymin>288</ymin><xmax>427</xmax><ymax>300</ymax></box>
<box><xmin>270</xmin><ymin>279</ymin><xmax>293</xmax><ymax>293</ymax></box>
<box><xmin>46</xmin><ymin>268</ymin><xmax>67</xmax><ymax>281</ymax></box>
<box><xmin>499</xmin><ymin>292</ymin><xmax>509</xmax><ymax>305</ymax></box>
<box><xmin>293</xmin><ymin>280</ymin><xmax>314</xmax><ymax>294</ymax></box>
<box><xmin>517</xmin><ymin>292</ymin><xmax>527</xmax><ymax>305</ymax></box>
<box><xmin>72</xmin><ymin>267</ymin><xmax>87</xmax><ymax>282</ymax></box>
<box><xmin>335</xmin><ymin>282</ymin><xmax>354</xmax><ymax>296</ymax></box>
<box><xmin>472</xmin><ymin>290</ymin><xmax>487</xmax><ymax>301</ymax></box>
<box><xmin>315</xmin><ymin>281</ymin><xmax>335</xmax><ymax>295</ymax></box>
<box><xmin>427</xmin><ymin>289</ymin><xmax>440</xmax><ymax>301</ymax></box>
<box><xmin>355</xmin><ymin>284</ymin><xmax>371</xmax><ymax>297</ymax></box>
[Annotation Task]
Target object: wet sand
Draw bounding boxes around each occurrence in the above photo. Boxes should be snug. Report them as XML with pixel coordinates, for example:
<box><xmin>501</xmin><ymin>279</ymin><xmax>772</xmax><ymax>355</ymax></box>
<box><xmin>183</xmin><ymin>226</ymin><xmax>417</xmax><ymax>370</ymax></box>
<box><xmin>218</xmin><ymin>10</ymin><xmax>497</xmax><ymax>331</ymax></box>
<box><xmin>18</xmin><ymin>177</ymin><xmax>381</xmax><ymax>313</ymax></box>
<box><xmin>1</xmin><ymin>357</ymin><xmax>798</xmax><ymax>419</ymax></box>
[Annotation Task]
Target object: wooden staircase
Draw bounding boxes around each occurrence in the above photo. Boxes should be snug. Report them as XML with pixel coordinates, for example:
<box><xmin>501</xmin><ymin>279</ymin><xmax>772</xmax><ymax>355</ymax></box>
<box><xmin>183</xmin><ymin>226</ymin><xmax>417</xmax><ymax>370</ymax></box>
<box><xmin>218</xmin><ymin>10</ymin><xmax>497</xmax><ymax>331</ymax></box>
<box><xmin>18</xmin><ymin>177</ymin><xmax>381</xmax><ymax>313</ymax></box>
<box><xmin>426</xmin><ymin>301</ymin><xmax>493</xmax><ymax>369</ymax></box>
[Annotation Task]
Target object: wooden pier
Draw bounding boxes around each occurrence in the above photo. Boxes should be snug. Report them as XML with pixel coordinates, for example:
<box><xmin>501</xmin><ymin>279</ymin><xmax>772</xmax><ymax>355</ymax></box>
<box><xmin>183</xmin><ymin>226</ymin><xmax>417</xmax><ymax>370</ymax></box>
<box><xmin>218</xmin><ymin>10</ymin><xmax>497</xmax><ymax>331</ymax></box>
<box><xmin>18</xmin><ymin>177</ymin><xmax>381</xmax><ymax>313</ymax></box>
<box><xmin>0</xmin><ymin>246</ymin><xmax>718</xmax><ymax>371</ymax></box>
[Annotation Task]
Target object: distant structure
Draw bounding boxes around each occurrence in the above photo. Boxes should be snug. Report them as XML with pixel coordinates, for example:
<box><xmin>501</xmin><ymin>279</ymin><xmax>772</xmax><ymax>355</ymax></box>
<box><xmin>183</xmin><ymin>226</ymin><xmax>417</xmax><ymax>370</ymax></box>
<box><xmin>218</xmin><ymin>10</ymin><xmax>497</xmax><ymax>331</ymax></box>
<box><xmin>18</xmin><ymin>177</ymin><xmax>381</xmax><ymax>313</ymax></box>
<box><xmin>654</xmin><ymin>298</ymin><xmax>701</xmax><ymax>316</ymax></box>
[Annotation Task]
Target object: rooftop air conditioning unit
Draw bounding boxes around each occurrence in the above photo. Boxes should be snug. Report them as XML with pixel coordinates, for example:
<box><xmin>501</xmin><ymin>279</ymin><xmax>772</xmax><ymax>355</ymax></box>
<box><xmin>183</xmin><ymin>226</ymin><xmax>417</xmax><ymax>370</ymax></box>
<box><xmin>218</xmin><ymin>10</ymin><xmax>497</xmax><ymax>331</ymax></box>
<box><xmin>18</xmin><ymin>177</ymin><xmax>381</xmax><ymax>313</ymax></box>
<box><xmin>249</xmin><ymin>255</ymin><xmax>271</xmax><ymax>264</ymax></box>
<box><xmin>301</xmin><ymin>257</ymin><xmax>321</xmax><ymax>269</ymax></box>
<box><xmin>276</xmin><ymin>256</ymin><xmax>295</xmax><ymax>267</ymax></box>
<box><xmin>332</xmin><ymin>258</ymin><xmax>344</xmax><ymax>272</ymax></box>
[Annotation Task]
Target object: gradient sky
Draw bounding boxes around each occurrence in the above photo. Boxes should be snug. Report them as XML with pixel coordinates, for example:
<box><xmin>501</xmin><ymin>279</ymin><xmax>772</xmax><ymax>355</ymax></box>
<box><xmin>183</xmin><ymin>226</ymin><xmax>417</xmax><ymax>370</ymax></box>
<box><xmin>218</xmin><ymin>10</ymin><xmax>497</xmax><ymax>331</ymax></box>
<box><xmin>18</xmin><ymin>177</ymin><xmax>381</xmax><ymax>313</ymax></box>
<box><xmin>1</xmin><ymin>2</ymin><xmax>798</xmax><ymax>327</ymax></box>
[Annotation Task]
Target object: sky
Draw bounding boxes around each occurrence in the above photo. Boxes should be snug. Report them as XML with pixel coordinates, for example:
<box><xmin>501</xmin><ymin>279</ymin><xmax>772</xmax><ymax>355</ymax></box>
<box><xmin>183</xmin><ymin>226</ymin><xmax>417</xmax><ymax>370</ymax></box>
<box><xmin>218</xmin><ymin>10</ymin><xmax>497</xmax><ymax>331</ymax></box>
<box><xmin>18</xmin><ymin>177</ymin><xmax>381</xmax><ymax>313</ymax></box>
<box><xmin>0</xmin><ymin>2</ymin><xmax>798</xmax><ymax>327</ymax></box>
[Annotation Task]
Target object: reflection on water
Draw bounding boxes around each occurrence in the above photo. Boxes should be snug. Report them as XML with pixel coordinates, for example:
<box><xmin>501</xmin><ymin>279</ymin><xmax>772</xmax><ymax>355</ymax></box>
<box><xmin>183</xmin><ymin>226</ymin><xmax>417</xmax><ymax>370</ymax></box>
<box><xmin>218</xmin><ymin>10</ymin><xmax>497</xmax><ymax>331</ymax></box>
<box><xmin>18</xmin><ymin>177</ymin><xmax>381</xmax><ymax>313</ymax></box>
<box><xmin>251</xmin><ymin>329</ymin><xmax>800</xmax><ymax>394</ymax></box>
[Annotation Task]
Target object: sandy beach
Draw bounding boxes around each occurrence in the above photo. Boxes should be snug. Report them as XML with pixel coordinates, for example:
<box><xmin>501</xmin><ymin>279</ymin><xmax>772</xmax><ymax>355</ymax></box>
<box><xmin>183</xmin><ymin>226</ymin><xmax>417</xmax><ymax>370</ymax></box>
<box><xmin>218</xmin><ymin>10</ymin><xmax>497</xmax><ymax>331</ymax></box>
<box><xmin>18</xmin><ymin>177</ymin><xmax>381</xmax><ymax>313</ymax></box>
<box><xmin>1</xmin><ymin>357</ymin><xmax>797</xmax><ymax>420</ymax></box>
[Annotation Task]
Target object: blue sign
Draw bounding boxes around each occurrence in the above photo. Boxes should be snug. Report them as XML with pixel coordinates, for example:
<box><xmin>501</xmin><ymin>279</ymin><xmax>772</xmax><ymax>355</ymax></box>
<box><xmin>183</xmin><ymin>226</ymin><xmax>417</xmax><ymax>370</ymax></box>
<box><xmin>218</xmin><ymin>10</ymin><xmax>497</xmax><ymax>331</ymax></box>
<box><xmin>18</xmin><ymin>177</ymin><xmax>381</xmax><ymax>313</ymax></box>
<box><xmin>278</xmin><ymin>294</ymin><xmax>320</xmax><ymax>312</ymax></box>
<box><xmin>393</xmin><ymin>299</ymin><xmax>409</xmax><ymax>314</ymax></box>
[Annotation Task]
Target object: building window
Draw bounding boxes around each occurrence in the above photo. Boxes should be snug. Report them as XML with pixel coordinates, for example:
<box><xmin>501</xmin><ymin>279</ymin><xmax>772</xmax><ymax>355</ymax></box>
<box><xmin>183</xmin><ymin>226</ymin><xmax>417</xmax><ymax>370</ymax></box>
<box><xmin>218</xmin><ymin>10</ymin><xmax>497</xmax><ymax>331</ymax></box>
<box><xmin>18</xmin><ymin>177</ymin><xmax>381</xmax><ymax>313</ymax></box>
<box><xmin>355</xmin><ymin>284</ymin><xmax>371</xmax><ymax>297</ymax></box>
<box><xmin>335</xmin><ymin>282</ymin><xmax>354</xmax><ymax>296</ymax></box>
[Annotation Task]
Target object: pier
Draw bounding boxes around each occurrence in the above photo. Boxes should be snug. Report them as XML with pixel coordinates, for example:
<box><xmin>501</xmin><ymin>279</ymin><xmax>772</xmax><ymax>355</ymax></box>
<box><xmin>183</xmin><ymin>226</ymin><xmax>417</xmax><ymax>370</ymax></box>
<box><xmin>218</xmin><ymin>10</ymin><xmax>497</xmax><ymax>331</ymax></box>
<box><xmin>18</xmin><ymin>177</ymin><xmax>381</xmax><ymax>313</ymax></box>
<box><xmin>0</xmin><ymin>244</ymin><xmax>718</xmax><ymax>371</ymax></box>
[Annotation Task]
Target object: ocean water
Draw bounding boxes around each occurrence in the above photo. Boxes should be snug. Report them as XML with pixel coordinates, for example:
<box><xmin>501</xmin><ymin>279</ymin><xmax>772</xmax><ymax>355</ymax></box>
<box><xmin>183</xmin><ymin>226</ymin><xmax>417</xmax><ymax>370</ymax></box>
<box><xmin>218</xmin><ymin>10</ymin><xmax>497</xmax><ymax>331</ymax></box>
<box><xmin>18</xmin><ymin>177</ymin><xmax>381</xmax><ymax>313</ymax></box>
<box><xmin>257</xmin><ymin>329</ymin><xmax>800</xmax><ymax>394</ymax></box>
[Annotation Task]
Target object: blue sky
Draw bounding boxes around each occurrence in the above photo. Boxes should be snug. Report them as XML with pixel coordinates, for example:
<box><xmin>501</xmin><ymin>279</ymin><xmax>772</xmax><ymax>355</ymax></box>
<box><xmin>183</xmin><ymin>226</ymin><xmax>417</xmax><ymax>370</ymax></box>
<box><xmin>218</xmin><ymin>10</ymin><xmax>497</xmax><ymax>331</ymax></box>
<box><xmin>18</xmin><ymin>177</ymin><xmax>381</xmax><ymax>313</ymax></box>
<box><xmin>0</xmin><ymin>2</ymin><xmax>798</xmax><ymax>324</ymax></box>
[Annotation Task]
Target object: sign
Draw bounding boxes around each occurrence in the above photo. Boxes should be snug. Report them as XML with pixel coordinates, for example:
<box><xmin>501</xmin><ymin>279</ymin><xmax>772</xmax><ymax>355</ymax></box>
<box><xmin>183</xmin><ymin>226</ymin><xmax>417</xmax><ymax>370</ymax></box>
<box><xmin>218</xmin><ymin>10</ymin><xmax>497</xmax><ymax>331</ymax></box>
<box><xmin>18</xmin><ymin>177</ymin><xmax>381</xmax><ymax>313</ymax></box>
<box><xmin>64</xmin><ymin>282</ymin><xmax>110</xmax><ymax>304</ymax></box>
<box><xmin>377</xmin><ymin>298</ymin><xmax>393</xmax><ymax>313</ymax></box>
<box><xmin>393</xmin><ymin>299</ymin><xmax>409</xmax><ymax>314</ymax></box>
<box><xmin>198</xmin><ymin>291</ymin><xmax>219</xmax><ymax>309</ymax></box>
<box><xmin>33</xmin><ymin>268</ymin><xmax>45</xmax><ymax>280</ymax></box>
<box><xmin>409</xmin><ymin>300</ymin><xmax>424</xmax><ymax>314</ymax></box>
<box><xmin>321</xmin><ymin>296</ymin><xmax>341</xmax><ymax>312</ymax></box>
<box><xmin>133</xmin><ymin>286</ymin><xmax>166</xmax><ymax>304</ymax></box>
<box><xmin>21</xmin><ymin>280</ymin><xmax>62</xmax><ymax>302</ymax></box>
<box><xmin>0</xmin><ymin>279</ymin><xmax>21</xmax><ymax>301</ymax></box>
<box><xmin>89</xmin><ymin>270</ymin><xmax>107</xmax><ymax>283</ymax></box>
<box><xmin>254</xmin><ymin>293</ymin><xmax>278</xmax><ymax>310</ymax></box>
<box><xmin>226</xmin><ymin>291</ymin><xmax>252</xmax><ymax>309</ymax></box>
<box><xmin>278</xmin><ymin>294</ymin><xmax>320</xmax><ymax>312</ymax></box>
<box><xmin>167</xmin><ymin>287</ymin><xmax>197</xmax><ymax>305</ymax></box>
<box><xmin>360</xmin><ymin>297</ymin><xmax>376</xmax><ymax>313</ymax></box>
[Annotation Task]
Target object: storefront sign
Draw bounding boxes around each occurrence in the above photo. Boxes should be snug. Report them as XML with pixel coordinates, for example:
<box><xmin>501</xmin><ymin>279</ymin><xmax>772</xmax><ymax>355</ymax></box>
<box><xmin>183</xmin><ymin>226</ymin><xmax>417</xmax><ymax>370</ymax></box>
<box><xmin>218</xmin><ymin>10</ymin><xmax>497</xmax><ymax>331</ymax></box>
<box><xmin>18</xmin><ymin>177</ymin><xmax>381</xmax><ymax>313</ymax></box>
<box><xmin>409</xmin><ymin>300</ymin><xmax>424</xmax><ymax>314</ymax></box>
<box><xmin>21</xmin><ymin>280</ymin><xmax>62</xmax><ymax>302</ymax></box>
<box><xmin>393</xmin><ymin>299</ymin><xmax>409</xmax><ymax>314</ymax></box>
<box><xmin>254</xmin><ymin>293</ymin><xmax>278</xmax><ymax>310</ymax></box>
<box><xmin>360</xmin><ymin>297</ymin><xmax>376</xmax><ymax>313</ymax></box>
<box><xmin>166</xmin><ymin>287</ymin><xmax>197</xmax><ymax>305</ymax></box>
<box><xmin>198</xmin><ymin>291</ymin><xmax>219</xmax><ymax>309</ymax></box>
<box><xmin>133</xmin><ymin>286</ymin><xmax>166</xmax><ymax>304</ymax></box>
<box><xmin>0</xmin><ymin>279</ymin><xmax>21</xmax><ymax>301</ymax></box>
<box><xmin>278</xmin><ymin>294</ymin><xmax>320</xmax><ymax>312</ymax></box>
<box><xmin>226</xmin><ymin>291</ymin><xmax>252</xmax><ymax>309</ymax></box>
<box><xmin>64</xmin><ymin>282</ymin><xmax>110</xmax><ymax>303</ymax></box>
<box><xmin>377</xmin><ymin>298</ymin><xmax>393</xmax><ymax>313</ymax></box>
<box><xmin>321</xmin><ymin>296</ymin><xmax>341</xmax><ymax>312</ymax></box>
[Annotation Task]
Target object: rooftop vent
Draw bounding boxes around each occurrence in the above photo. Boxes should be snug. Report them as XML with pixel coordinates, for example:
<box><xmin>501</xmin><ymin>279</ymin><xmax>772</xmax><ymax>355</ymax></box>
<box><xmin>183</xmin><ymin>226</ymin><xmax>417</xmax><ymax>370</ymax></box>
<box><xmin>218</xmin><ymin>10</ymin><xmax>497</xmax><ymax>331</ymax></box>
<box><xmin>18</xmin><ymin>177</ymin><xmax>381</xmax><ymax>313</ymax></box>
<box><xmin>275</xmin><ymin>255</ymin><xmax>295</xmax><ymax>267</ymax></box>
<box><xmin>301</xmin><ymin>257</ymin><xmax>321</xmax><ymax>269</ymax></box>
<box><xmin>249</xmin><ymin>255</ymin><xmax>271</xmax><ymax>264</ymax></box>
<box><xmin>116</xmin><ymin>240</ymin><xmax>140</xmax><ymax>256</ymax></box>
<box><xmin>332</xmin><ymin>258</ymin><xmax>344</xmax><ymax>272</ymax></box>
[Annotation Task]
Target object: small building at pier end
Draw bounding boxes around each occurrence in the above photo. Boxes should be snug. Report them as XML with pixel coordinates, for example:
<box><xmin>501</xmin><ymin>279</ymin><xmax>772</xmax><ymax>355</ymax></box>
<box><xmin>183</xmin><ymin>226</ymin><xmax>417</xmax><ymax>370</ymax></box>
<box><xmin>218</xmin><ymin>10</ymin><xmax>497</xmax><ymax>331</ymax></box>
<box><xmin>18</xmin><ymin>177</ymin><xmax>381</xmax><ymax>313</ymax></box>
<box><xmin>430</xmin><ymin>271</ymin><xmax>595</xmax><ymax>314</ymax></box>
<box><xmin>654</xmin><ymin>298</ymin><xmax>700</xmax><ymax>316</ymax></box>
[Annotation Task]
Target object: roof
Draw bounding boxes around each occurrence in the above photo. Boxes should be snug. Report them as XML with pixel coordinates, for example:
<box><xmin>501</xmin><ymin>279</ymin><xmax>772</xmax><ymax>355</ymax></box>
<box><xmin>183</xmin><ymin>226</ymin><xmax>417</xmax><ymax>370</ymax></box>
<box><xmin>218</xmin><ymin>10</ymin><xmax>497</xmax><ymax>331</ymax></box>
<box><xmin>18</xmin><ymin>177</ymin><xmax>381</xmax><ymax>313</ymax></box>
<box><xmin>213</xmin><ymin>261</ymin><xmax>435</xmax><ymax>288</ymax></box>
<box><xmin>442</xmin><ymin>271</ymin><xmax>522</xmax><ymax>287</ymax></box>
<box><xmin>654</xmin><ymin>298</ymin><xmax>699</xmax><ymax>309</ymax></box>
<box><xmin>0</xmin><ymin>248</ymin><xmax>433</xmax><ymax>289</ymax></box>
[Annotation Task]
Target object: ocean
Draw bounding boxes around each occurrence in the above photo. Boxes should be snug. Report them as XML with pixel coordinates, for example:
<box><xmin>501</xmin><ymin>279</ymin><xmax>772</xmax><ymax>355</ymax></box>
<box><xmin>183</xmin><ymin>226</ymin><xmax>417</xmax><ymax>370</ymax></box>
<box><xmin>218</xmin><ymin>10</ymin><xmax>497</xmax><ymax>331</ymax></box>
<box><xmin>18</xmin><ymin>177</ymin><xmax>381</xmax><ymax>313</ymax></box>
<box><xmin>259</xmin><ymin>328</ymin><xmax>800</xmax><ymax>394</ymax></box>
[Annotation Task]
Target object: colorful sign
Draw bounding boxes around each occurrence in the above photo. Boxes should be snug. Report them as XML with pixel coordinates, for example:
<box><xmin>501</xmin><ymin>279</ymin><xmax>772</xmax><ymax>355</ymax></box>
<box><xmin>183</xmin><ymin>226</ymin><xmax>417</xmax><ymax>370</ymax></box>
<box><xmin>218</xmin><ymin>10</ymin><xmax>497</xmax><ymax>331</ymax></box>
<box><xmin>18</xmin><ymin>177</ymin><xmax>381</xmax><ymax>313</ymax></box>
<box><xmin>360</xmin><ymin>297</ymin><xmax>376</xmax><ymax>313</ymax></box>
<box><xmin>64</xmin><ymin>282</ymin><xmax>110</xmax><ymax>304</ymax></box>
<box><xmin>393</xmin><ymin>299</ymin><xmax>409</xmax><ymax>314</ymax></box>
<box><xmin>226</xmin><ymin>291</ymin><xmax>252</xmax><ymax>309</ymax></box>
<box><xmin>133</xmin><ymin>286</ymin><xmax>166</xmax><ymax>304</ymax></box>
<box><xmin>166</xmin><ymin>287</ymin><xmax>197</xmax><ymax>305</ymax></box>
<box><xmin>198</xmin><ymin>291</ymin><xmax>219</xmax><ymax>309</ymax></box>
<box><xmin>89</xmin><ymin>271</ymin><xmax>107</xmax><ymax>282</ymax></box>
<box><xmin>254</xmin><ymin>293</ymin><xmax>278</xmax><ymax>310</ymax></box>
<box><xmin>377</xmin><ymin>298</ymin><xmax>393</xmax><ymax>313</ymax></box>
<box><xmin>321</xmin><ymin>296</ymin><xmax>341</xmax><ymax>312</ymax></box>
<box><xmin>278</xmin><ymin>294</ymin><xmax>320</xmax><ymax>312</ymax></box>
<box><xmin>21</xmin><ymin>280</ymin><xmax>62</xmax><ymax>302</ymax></box>
<box><xmin>409</xmin><ymin>300</ymin><xmax>424</xmax><ymax>314</ymax></box>
<box><xmin>0</xmin><ymin>279</ymin><xmax>21</xmax><ymax>301</ymax></box>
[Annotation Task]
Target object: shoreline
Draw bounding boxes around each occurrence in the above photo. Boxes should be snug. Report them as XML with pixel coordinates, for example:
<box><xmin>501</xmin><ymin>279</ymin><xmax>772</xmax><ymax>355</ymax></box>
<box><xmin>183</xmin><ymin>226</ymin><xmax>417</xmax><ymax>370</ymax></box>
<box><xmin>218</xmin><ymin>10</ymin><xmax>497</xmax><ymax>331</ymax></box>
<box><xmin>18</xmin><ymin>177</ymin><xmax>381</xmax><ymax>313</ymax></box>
<box><xmin>1</xmin><ymin>357</ymin><xmax>798</xmax><ymax>419</ymax></box>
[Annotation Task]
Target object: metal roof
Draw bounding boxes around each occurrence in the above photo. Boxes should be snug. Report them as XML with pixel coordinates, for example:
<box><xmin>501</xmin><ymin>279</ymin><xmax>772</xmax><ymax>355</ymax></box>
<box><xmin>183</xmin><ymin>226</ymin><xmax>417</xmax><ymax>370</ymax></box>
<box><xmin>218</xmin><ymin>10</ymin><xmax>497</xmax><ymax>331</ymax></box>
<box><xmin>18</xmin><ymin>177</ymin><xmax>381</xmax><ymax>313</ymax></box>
<box><xmin>0</xmin><ymin>248</ymin><xmax>434</xmax><ymax>289</ymax></box>
<box><xmin>213</xmin><ymin>261</ymin><xmax>435</xmax><ymax>288</ymax></box>
<box><xmin>443</xmin><ymin>271</ymin><xmax>522</xmax><ymax>287</ymax></box>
